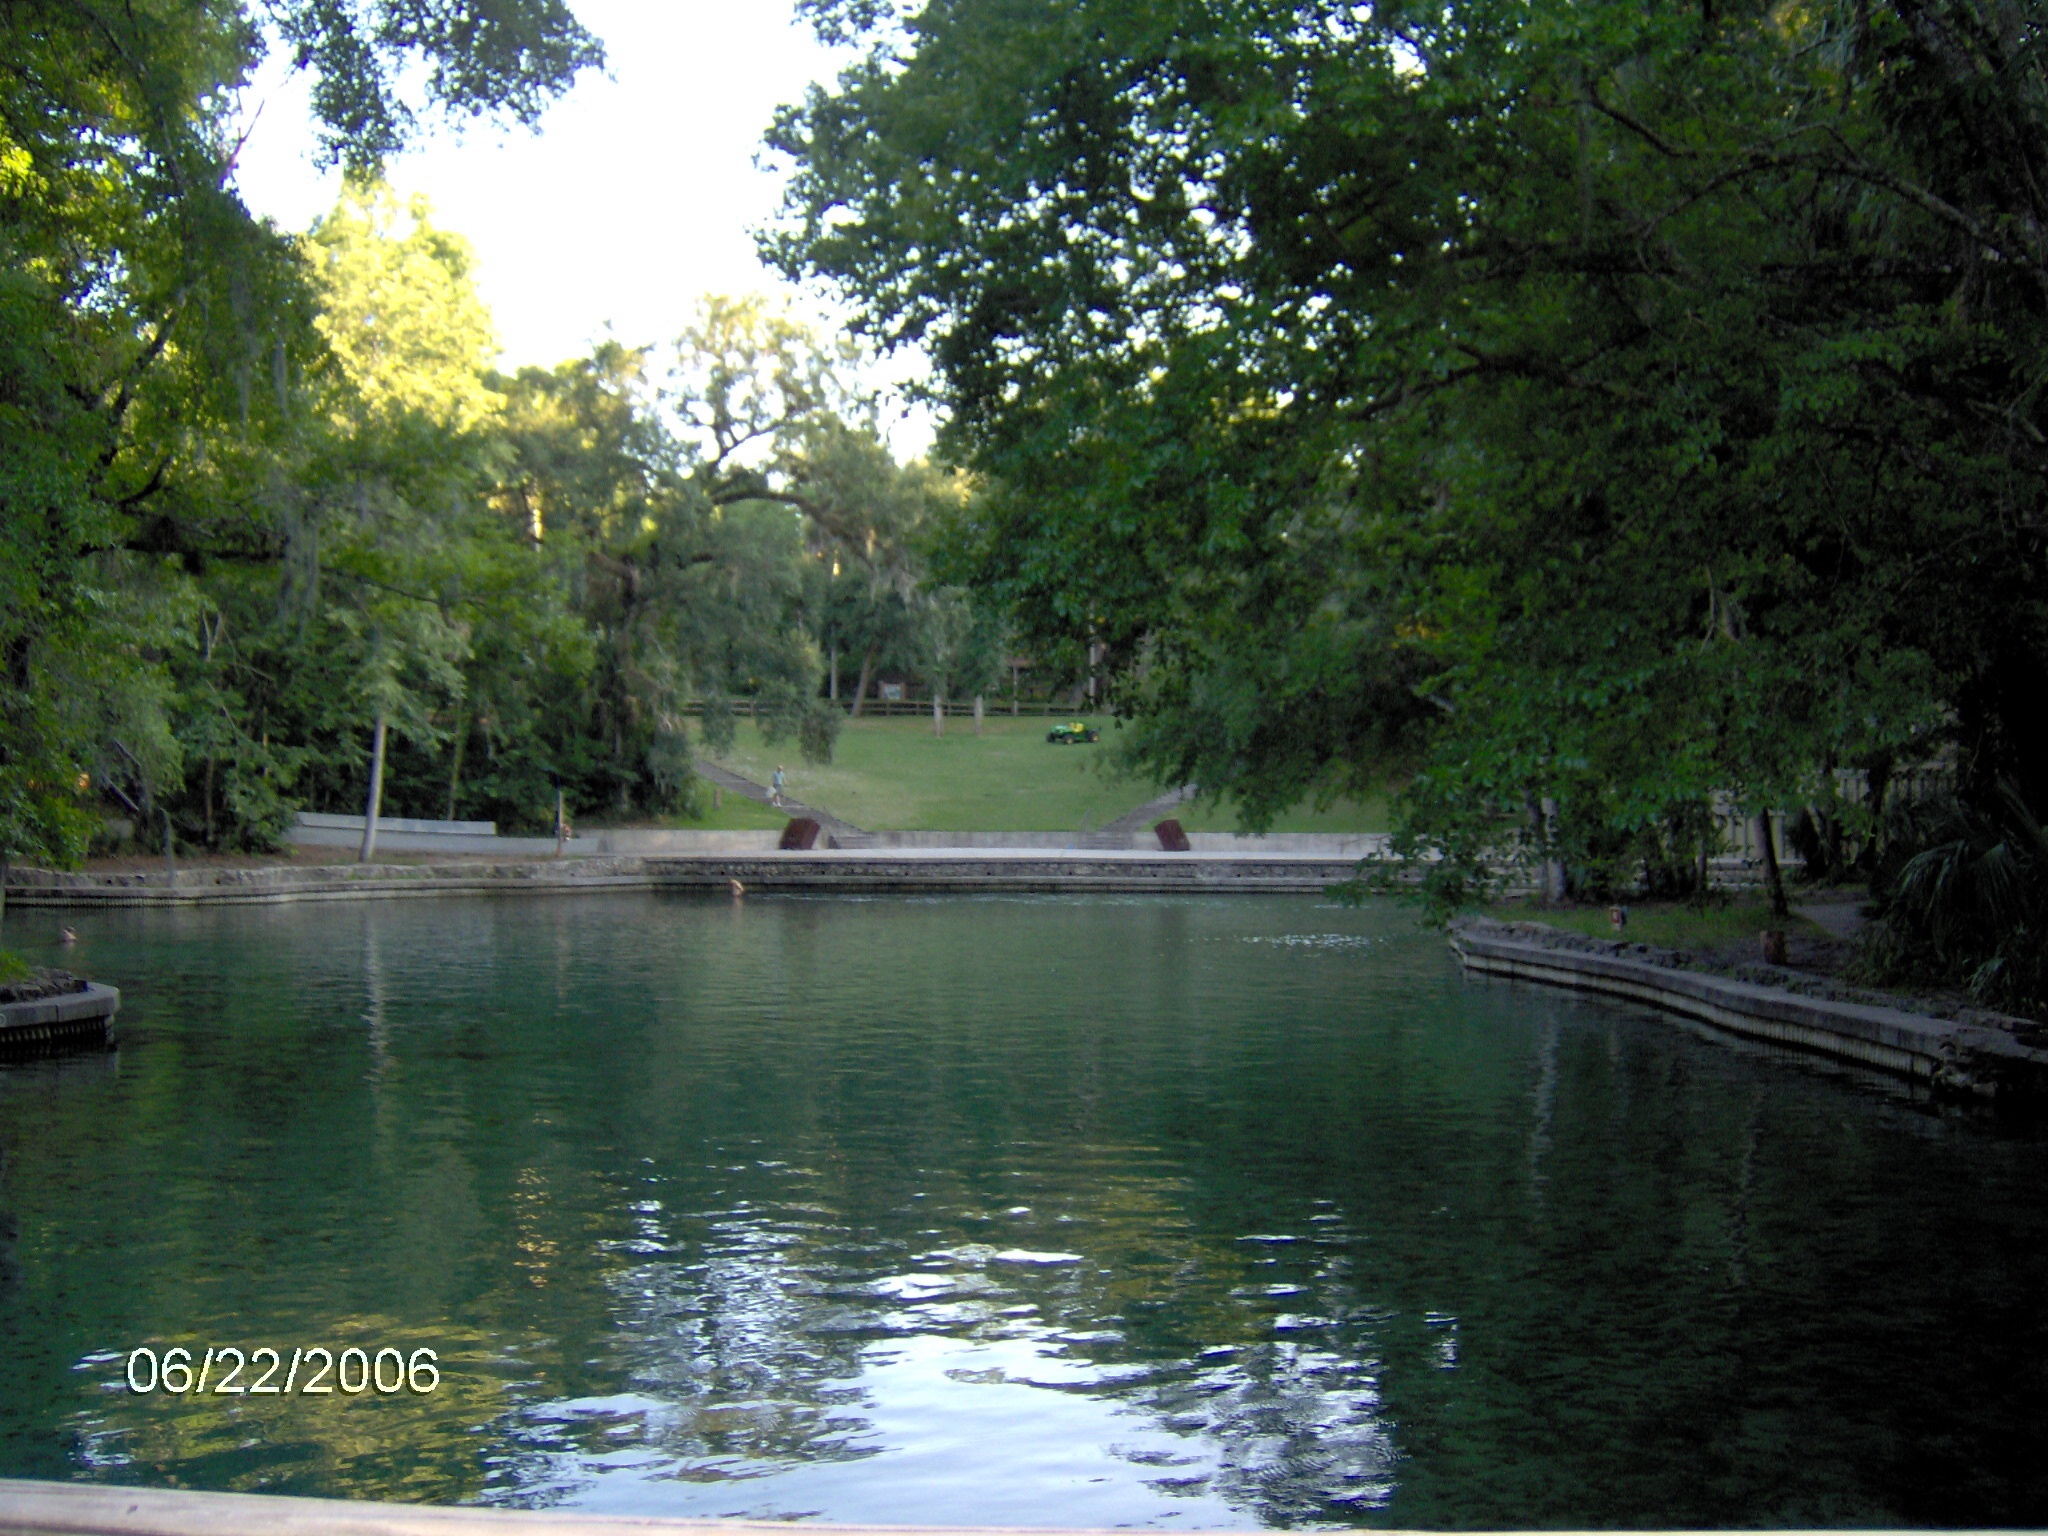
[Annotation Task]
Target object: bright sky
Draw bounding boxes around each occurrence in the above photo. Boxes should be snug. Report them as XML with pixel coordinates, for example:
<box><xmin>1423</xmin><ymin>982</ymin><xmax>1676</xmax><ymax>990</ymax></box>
<box><xmin>230</xmin><ymin>0</ymin><xmax>934</xmax><ymax>456</ymax></box>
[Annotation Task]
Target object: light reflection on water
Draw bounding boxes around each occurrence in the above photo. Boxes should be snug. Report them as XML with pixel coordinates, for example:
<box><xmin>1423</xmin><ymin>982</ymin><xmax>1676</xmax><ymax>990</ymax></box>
<box><xmin>0</xmin><ymin>892</ymin><xmax>2045</xmax><ymax>1527</ymax></box>
<box><xmin>504</xmin><ymin>1183</ymin><xmax>1397</xmax><ymax>1527</ymax></box>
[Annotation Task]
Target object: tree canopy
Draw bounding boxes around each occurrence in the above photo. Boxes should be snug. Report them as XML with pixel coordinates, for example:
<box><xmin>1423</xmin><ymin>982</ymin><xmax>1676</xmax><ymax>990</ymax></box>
<box><xmin>768</xmin><ymin>0</ymin><xmax>2048</xmax><ymax>985</ymax></box>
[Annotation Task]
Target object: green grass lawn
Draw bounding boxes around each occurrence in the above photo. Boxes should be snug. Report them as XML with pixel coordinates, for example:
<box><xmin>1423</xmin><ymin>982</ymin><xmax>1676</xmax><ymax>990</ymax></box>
<box><xmin>1483</xmin><ymin>896</ymin><xmax>1821</xmax><ymax>950</ymax></box>
<box><xmin>701</xmin><ymin>715</ymin><xmax>1391</xmax><ymax>833</ymax></box>
<box><xmin>658</xmin><ymin>793</ymin><xmax>791</xmax><ymax>831</ymax></box>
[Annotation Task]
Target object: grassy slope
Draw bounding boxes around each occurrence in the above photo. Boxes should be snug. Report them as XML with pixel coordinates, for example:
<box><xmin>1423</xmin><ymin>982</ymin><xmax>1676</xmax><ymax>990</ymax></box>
<box><xmin>660</xmin><ymin>794</ymin><xmax>791</xmax><ymax>831</ymax></box>
<box><xmin>702</xmin><ymin>715</ymin><xmax>1391</xmax><ymax>833</ymax></box>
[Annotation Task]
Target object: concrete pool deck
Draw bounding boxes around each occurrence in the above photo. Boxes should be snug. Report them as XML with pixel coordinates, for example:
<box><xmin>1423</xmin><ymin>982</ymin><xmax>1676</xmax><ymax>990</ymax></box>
<box><xmin>0</xmin><ymin>1479</ymin><xmax>1239</xmax><ymax>1535</ymax></box>
<box><xmin>2</xmin><ymin>848</ymin><xmax>1368</xmax><ymax>907</ymax></box>
<box><xmin>0</xmin><ymin>1475</ymin><xmax>1977</xmax><ymax>1535</ymax></box>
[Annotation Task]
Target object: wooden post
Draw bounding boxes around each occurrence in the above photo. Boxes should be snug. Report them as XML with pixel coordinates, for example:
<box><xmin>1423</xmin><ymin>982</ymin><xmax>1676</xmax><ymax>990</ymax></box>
<box><xmin>932</xmin><ymin>693</ymin><xmax>945</xmax><ymax>737</ymax></box>
<box><xmin>973</xmin><ymin>694</ymin><xmax>984</xmax><ymax>736</ymax></box>
<box><xmin>358</xmin><ymin>712</ymin><xmax>387</xmax><ymax>863</ymax></box>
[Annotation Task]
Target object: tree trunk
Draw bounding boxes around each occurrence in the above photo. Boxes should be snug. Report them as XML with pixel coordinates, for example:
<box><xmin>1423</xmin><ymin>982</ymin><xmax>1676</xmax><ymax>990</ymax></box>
<box><xmin>932</xmin><ymin>693</ymin><xmax>945</xmax><ymax>737</ymax></box>
<box><xmin>1011</xmin><ymin>663</ymin><xmax>1020</xmax><ymax>716</ymax></box>
<box><xmin>1539</xmin><ymin>796</ymin><xmax>1566</xmax><ymax>902</ymax></box>
<box><xmin>203</xmin><ymin>756</ymin><xmax>215</xmax><ymax>847</ymax></box>
<box><xmin>973</xmin><ymin>694</ymin><xmax>984</xmax><ymax>736</ymax></box>
<box><xmin>1</xmin><ymin>854</ymin><xmax>9</xmax><ymax>946</ymax></box>
<box><xmin>446</xmin><ymin>709</ymin><xmax>465</xmax><ymax>822</ymax></box>
<box><xmin>829</xmin><ymin>645</ymin><xmax>839</xmax><ymax>702</ymax></box>
<box><xmin>1754</xmin><ymin>810</ymin><xmax>1788</xmax><ymax>918</ymax></box>
<box><xmin>849</xmin><ymin>645</ymin><xmax>877</xmax><ymax>718</ymax></box>
<box><xmin>358</xmin><ymin>712</ymin><xmax>388</xmax><ymax>863</ymax></box>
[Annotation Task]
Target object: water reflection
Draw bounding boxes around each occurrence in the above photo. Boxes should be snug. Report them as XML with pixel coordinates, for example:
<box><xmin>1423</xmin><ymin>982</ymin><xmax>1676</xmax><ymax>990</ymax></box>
<box><xmin>0</xmin><ymin>893</ymin><xmax>2045</xmax><ymax>1526</ymax></box>
<box><xmin>493</xmin><ymin>1158</ymin><xmax>1400</xmax><ymax>1526</ymax></box>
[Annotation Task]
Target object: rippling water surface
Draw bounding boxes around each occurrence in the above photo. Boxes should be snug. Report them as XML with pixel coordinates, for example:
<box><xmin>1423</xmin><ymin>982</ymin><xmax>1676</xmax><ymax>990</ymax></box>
<box><xmin>2</xmin><ymin>893</ymin><xmax>2046</xmax><ymax>1526</ymax></box>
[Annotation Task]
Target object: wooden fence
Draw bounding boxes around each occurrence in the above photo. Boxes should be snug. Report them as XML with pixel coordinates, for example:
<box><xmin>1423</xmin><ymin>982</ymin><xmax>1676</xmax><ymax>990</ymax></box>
<box><xmin>1710</xmin><ymin>763</ymin><xmax>1956</xmax><ymax>865</ymax></box>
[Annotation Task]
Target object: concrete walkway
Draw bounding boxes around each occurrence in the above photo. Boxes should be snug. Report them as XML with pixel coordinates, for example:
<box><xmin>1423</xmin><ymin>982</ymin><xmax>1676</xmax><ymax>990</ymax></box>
<box><xmin>1795</xmin><ymin>901</ymin><xmax>1871</xmax><ymax>941</ymax></box>
<box><xmin>1087</xmin><ymin>783</ymin><xmax>1198</xmax><ymax>848</ymax></box>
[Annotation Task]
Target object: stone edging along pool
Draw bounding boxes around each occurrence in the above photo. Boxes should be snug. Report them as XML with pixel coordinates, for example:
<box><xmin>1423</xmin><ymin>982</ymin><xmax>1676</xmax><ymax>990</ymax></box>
<box><xmin>3</xmin><ymin>850</ymin><xmax>1362</xmax><ymax>908</ymax></box>
<box><xmin>1451</xmin><ymin>919</ymin><xmax>2048</xmax><ymax>1103</ymax></box>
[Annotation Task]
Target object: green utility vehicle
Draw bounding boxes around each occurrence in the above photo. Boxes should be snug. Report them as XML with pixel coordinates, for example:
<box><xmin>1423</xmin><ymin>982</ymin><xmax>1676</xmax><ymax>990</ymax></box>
<box><xmin>1046</xmin><ymin>721</ymin><xmax>1100</xmax><ymax>744</ymax></box>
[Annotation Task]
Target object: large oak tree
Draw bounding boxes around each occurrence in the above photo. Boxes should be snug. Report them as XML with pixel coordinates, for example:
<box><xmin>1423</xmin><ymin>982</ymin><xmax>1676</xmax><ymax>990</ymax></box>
<box><xmin>768</xmin><ymin>0</ymin><xmax>2048</xmax><ymax>937</ymax></box>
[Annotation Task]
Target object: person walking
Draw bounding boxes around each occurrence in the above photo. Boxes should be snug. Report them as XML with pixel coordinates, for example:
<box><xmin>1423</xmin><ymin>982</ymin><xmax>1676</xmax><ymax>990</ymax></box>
<box><xmin>771</xmin><ymin>765</ymin><xmax>787</xmax><ymax>807</ymax></box>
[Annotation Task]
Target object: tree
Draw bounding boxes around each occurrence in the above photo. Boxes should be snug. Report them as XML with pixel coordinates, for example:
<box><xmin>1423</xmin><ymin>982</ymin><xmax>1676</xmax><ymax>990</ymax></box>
<box><xmin>768</xmin><ymin>0</ymin><xmax>2048</xmax><ymax>922</ymax></box>
<box><xmin>487</xmin><ymin>302</ymin><xmax>862</xmax><ymax>816</ymax></box>
<box><xmin>912</xmin><ymin>585</ymin><xmax>1008</xmax><ymax>736</ymax></box>
<box><xmin>302</xmin><ymin>182</ymin><xmax>508</xmax><ymax>857</ymax></box>
<box><xmin>1</xmin><ymin>0</ymin><xmax>600</xmax><ymax>867</ymax></box>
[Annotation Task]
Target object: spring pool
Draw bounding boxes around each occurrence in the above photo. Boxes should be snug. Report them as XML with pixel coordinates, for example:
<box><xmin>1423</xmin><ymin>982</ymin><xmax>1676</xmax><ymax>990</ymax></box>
<box><xmin>1</xmin><ymin>892</ymin><xmax>2044</xmax><ymax>1526</ymax></box>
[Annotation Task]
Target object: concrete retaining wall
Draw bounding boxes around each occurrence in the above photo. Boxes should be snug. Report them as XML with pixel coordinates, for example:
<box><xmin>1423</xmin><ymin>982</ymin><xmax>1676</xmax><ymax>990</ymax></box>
<box><xmin>0</xmin><ymin>982</ymin><xmax>119</xmax><ymax>1051</ymax></box>
<box><xmin>1452</xmin><ymin>923</ymin><xmax>2048</xmax><ymax>1102</ymax></box>
<box><xmin>297</xmin><ymin>812</ymin><xmax>497</xmax><ymax>837</ymax></box>
<box><xmin>288</xmin><ymin>826</ymin><xmax>784</xmax><ymax>856</ymax></box>
<box><xmin>6</xmin><ymin>851</ymin><xmax>1361</xmax><ymax>908</ymax></box>
<box><xmin>285</xmin><ymin>826</ymin><xmax>1389</xmax><ymax>856</ymax></box>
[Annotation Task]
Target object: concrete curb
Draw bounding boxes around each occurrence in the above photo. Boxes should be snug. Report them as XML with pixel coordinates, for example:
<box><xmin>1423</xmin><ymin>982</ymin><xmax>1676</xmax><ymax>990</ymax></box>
<box><xmin>1450</xmin><ymin>922</ymin><xmax>2048</xmax><ymax>1101</ymax></box>
<box><xmin>0</xmin><ymin>981</ymin><xmax>120</xmax><ymax>1051</ymax></box>
<box><xmin>4</xmin><ymin>852</ymin><xmax>1363</xmax><ymax>908</ymax></box>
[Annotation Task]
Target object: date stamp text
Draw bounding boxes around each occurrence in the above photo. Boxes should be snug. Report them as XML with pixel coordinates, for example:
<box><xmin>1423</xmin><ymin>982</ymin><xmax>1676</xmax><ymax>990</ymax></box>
<box><xmin>125</xmin><ymin>1346</ymin><xmax>439</xmax><ymax>1396</ymax></box>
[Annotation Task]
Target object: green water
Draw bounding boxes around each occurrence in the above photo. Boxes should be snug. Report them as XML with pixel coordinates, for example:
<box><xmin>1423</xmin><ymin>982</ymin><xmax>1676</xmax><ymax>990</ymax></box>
<box><xmin>1</xmin><ymin>893</ymin><xmax>2045</xmax><ymax>1527</ymax></box>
